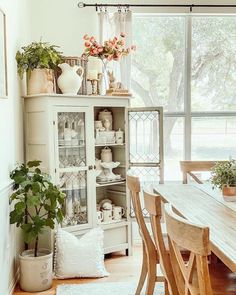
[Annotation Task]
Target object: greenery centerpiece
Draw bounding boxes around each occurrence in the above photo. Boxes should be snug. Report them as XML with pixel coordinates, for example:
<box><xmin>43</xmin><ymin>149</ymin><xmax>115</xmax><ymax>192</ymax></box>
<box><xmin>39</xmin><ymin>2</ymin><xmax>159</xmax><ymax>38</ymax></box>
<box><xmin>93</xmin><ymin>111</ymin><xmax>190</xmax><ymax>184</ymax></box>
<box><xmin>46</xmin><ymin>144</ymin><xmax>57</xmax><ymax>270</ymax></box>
<box><xmin>211</xmin><ymin>160</ymin><xmax>236</xmax><ymax>198</ymax></box>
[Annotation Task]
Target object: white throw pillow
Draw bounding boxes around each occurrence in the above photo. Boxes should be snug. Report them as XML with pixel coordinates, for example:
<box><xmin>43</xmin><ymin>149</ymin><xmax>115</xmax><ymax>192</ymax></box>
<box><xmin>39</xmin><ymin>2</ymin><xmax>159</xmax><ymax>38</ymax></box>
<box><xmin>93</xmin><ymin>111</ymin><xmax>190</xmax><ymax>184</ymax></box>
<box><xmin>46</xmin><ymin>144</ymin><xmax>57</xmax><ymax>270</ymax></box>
<box><xmin>54</xmin><ymin>227</ymin><xmax>109</xmax><ymax>279</ymax></box>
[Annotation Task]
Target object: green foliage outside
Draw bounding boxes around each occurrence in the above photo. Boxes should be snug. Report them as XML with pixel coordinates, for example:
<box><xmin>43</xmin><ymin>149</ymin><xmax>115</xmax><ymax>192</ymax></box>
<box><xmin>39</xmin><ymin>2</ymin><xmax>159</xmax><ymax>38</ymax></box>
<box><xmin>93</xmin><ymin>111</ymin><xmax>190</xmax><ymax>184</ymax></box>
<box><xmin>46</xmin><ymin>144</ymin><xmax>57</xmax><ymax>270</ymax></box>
<box><xmin>15</xmin><ymin>41</ymin><xmax>63</xmax><ymax>79</ymax></box>
<box><xmin>211</xmin><ymin>160</ymin><xmax>236</xmax><ymax>189</ymax></box>
<box><xmin>132</xmin><ymin>16</ymin><xmax>236</xmax><ymax>112</ymax></box>
<box><xmin>9</xmin><ymin>161</ymin><xmax>65</xmax><ymax>257</ymax></box>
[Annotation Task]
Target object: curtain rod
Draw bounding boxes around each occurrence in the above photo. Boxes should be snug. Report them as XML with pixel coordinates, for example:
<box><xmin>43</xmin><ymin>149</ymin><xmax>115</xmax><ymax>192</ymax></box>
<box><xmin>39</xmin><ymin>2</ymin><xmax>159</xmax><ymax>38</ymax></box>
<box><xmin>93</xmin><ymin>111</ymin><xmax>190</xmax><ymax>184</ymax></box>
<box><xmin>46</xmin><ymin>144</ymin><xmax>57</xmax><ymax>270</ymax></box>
<box><xmin>78</xmin><ymin>2</ymin><xmax>236</xmax><ymax>12</ymax></box>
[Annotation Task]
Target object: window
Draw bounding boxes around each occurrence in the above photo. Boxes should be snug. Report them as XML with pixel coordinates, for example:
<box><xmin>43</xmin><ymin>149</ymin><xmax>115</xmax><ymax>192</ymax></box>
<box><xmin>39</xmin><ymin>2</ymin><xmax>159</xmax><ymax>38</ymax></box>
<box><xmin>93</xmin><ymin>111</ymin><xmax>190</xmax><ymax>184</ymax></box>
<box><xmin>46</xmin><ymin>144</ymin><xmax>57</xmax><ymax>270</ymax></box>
<box><xmin>132</xmin><ymin>15</ymin><xmax>236</xmax><ymax>180</ymax></box>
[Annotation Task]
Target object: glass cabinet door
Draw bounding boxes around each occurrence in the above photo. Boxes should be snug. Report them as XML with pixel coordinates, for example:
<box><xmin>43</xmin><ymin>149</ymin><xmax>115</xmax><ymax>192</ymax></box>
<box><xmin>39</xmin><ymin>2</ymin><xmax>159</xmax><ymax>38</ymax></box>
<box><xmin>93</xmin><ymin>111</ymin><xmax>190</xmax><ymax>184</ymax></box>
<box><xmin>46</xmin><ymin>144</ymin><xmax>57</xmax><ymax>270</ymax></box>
<box><xmin>54</xmin><ymin>107</ymin><xmax>94</xmax><ymax>229</ymax></box>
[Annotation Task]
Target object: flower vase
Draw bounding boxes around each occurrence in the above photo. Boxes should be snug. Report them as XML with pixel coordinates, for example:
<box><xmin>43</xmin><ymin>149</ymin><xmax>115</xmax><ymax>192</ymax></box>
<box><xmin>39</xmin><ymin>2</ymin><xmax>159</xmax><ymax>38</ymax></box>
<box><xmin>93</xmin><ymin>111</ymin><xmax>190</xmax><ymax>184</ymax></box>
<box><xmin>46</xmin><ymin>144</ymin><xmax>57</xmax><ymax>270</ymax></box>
<box><xmin>100</xmin><ymin>59</ymin><xmax>109</xmax><ymax>95</ymax></box>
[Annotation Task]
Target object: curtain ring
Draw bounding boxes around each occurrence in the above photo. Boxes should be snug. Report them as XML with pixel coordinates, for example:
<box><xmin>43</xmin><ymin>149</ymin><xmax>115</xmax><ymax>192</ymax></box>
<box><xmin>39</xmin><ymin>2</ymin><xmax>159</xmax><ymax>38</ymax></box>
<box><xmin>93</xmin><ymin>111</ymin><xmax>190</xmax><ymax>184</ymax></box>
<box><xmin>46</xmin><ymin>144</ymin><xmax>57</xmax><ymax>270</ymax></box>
<box><xmin>117</xmin><ymin>5</ymin><xmax>121</xmax><ymax>13</ymax></box>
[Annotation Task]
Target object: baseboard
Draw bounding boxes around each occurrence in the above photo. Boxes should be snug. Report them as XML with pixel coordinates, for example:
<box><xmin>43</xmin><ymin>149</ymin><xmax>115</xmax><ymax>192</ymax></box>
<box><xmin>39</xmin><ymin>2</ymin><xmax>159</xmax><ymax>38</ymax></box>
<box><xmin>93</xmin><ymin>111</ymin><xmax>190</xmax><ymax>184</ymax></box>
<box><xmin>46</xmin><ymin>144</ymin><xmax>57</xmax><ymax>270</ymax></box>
<box><xmin>9</xmin><ymin>267</ymin><xmax>19</xmax><ymax>295</ymax></box>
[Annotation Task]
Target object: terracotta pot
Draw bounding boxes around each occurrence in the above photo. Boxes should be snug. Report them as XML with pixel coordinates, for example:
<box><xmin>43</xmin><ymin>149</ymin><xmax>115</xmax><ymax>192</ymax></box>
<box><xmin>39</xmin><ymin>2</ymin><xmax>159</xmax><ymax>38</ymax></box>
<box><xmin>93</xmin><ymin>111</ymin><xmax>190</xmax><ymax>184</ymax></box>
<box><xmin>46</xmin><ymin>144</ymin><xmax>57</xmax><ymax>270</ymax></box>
<box><xmin>27</xmin><ymin>69</ymin><xmax>55</xmax><ymax>95</ymax></box>
<box><xmin>222</xmin><ymin>186</ymin><xmax>236</xmax><ymax>197</ymax></box>
<box><xmin>19</xmin><ymin>248</ymin><xmax>53</xmax><ymax>292</ymax></box>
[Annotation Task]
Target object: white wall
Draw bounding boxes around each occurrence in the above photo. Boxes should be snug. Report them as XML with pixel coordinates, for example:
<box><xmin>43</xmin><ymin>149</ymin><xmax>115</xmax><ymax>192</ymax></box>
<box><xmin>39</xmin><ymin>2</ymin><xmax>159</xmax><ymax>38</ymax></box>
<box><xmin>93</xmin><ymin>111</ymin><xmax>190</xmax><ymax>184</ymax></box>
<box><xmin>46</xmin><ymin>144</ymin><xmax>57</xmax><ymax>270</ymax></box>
<box><xmin>28</xmin><ymin>0</ymin><xmax>98</xmax><ymax>56</ymax></box>
<box><xmin>0</xmin><ymin>0</ymin><xmax>30</xmax><ymax>293</ymax></box>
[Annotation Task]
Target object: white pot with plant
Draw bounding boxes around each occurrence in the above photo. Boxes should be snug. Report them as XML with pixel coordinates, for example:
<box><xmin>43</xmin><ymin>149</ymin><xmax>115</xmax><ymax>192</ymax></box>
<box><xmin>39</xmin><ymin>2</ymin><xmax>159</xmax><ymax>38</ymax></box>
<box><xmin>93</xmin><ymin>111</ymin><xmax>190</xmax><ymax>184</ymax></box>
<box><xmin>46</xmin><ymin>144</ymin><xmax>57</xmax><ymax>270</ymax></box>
<box><xmin>15</xmin><ymin>41</ymin><xmax>63</xmax><ymax>95</ymax></box>
<box><xmin>211</xmin><ymin>159</ymin><xmax>236</xmax><ymax>201</ymax></box>
<box><xmin>10</xmin><ymin>160</ymin><xmax>65</xmax><ymax>292</ymax></box>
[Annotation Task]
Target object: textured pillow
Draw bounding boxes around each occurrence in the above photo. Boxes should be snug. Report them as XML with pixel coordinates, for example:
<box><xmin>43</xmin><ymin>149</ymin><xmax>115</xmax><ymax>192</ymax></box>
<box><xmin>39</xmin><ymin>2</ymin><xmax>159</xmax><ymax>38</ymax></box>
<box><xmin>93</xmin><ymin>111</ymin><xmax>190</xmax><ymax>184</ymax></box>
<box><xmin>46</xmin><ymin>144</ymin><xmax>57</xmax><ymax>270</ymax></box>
<box><xmin>54</xmin><ymin>227</ymin><xmax>109</xmax><ymax>279</ymax></box>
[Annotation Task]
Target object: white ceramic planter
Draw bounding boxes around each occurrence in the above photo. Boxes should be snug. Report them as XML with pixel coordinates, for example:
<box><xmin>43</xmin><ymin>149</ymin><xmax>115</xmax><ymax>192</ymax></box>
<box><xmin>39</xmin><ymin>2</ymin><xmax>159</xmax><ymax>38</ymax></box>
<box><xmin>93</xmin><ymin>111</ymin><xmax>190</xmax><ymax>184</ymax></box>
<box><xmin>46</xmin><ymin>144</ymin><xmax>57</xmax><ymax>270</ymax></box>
<box><xmin>19</xmin><ymin>248</ymin><xmax>53</xmax><ymax>292</ymax></box>
<box><xmin>27</xmin><ymin>69</ymin><xmax>55</xmax><ymax>95</ymax></box>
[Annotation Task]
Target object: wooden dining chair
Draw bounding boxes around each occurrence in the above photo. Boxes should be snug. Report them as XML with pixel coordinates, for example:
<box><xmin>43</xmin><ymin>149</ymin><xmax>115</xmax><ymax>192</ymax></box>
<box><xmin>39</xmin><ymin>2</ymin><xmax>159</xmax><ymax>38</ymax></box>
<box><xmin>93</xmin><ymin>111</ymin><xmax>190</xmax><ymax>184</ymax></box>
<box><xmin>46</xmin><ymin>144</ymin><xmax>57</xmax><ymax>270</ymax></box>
<box><xmin>164</xmin><ymin>203</ymin><xmax>236</xmax><ymax>295</ymax></box>
<box><xmin>143</xmin><ymin>190</ymin><xmax>179</xmax><ymax>295</ymax></box>
<box><xmin>179</xmin><ymin>161</ymin><xmax>225</xmax><ymax>184</ymax></box>
<box><xmin>127</xmin><ymin>175</ymin><xmax>165</xmax><ymax>295</ymax></box>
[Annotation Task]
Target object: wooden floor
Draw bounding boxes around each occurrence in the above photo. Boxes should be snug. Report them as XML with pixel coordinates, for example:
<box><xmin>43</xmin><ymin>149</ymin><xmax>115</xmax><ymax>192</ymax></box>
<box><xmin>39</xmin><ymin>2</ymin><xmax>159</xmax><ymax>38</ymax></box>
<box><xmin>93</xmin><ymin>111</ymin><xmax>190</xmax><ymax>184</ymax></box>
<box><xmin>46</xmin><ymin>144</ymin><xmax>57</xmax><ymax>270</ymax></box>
<box><xmin>13</xmin><ymin>246</ymin><xmax>142</xmax><ymax>295</ymax></box>
<box><xmin>13</xmin><ymin>245</ymin><xmax>236</xmax><ymax>295</ymax></box>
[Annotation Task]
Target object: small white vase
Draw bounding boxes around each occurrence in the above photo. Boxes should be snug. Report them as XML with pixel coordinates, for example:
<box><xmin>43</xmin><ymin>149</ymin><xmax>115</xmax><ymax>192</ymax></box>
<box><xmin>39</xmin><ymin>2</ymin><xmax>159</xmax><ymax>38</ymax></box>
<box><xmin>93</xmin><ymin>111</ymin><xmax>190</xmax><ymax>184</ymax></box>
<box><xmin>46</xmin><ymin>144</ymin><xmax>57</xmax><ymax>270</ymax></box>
<box><xmin>57</xmin><ymin>63</ymin><xmax>84</xmax><ymax>95</ymax></box>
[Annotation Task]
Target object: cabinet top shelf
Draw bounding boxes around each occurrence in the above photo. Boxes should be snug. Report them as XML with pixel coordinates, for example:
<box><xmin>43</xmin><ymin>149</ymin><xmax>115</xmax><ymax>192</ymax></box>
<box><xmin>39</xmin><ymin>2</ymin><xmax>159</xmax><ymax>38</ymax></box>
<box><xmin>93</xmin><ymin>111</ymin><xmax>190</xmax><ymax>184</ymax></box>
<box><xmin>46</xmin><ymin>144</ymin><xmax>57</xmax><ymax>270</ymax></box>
<box><xmin>23</xmin><ymin>94</ymin><xmax>132</xmax><ymax>100</ymax></box>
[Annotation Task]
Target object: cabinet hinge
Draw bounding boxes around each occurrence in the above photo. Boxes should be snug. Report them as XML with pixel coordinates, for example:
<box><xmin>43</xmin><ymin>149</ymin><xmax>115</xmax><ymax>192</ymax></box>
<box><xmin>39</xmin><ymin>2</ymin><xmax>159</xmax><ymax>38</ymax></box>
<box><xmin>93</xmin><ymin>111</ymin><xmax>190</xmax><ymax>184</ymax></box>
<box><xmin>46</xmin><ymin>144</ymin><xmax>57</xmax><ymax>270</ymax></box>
<box><xmin>55</xmin><ymin>168</ymin><xmax>57</xmax><ymax>173</ymax></box>
<box><xmin>53</xmin><ymin>121</ymin><xmax>55</xmax><ymax>125</ymax></box>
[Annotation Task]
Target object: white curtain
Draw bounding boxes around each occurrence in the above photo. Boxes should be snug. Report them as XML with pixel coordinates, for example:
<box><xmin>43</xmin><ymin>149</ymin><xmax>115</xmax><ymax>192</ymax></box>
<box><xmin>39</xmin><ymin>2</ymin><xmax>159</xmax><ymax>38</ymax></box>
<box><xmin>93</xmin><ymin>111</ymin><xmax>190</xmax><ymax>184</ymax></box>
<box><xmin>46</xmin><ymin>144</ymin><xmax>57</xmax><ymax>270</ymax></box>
<box><xmin>98</xmin><ymin>11</ymin><xmax>132</xmax><ymax>90</ymax></box>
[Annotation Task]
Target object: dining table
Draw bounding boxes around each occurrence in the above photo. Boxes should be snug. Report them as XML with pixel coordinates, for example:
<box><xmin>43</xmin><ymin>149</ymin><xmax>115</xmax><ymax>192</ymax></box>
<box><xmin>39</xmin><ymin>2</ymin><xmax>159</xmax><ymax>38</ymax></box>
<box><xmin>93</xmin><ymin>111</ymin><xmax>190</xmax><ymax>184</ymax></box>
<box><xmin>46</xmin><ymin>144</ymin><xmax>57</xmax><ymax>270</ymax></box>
<box><xmin>153</xmin><ymin>183</ymin><xmax>236</xmax><ymax>272</ymax></box>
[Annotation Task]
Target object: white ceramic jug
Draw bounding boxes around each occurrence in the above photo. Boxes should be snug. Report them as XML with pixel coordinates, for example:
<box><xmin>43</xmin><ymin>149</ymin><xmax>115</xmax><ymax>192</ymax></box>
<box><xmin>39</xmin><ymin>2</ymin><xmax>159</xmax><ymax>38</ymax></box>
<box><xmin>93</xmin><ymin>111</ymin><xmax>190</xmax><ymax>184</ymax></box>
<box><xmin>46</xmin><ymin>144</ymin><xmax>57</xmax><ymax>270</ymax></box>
<box><xmin>57</xmin><ymin>63</ymin><xmax>84</xmax><ymax>95</ymax></box>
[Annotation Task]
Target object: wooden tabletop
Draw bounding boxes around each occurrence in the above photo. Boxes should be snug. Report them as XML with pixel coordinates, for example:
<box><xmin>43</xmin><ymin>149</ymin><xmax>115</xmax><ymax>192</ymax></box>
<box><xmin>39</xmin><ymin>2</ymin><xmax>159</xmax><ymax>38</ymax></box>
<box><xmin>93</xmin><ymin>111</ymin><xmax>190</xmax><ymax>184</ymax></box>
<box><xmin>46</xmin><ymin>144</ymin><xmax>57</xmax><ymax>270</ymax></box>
<box><xmin>153</xmin><ymin>184</ymin><xmax>236</xmax><ymax>272</ymax></box>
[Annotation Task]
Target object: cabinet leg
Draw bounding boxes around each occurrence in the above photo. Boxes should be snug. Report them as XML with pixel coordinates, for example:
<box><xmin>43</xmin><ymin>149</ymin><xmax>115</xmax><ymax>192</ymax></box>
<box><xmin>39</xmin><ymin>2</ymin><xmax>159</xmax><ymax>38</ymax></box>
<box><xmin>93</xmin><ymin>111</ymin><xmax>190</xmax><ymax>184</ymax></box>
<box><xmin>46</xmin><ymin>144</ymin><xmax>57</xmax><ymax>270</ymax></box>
<box><xmin>126</xmin><ymin>249</ymin><xmax>129</xmax><ymax>256</ymax></box>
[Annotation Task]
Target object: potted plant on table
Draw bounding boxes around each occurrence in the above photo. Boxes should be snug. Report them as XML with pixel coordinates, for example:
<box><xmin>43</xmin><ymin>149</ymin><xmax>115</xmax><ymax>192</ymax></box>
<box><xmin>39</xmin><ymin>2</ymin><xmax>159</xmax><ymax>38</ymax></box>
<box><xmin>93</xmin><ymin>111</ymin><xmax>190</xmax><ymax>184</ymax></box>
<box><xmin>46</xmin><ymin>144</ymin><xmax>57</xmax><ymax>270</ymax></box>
<box><xmin>211</xmin><ymin>159</ymin><xmax>236</xmax><ymax>200</ymax></box>
<box><xmin>15</xmin><ymin>41</ymin><xmax>63</xmax><ymax>95</ymax></box>
<box><xmin>9</xmin><ymin>160</ymin><xmax>65</xmax><ymax>292</ymax></box>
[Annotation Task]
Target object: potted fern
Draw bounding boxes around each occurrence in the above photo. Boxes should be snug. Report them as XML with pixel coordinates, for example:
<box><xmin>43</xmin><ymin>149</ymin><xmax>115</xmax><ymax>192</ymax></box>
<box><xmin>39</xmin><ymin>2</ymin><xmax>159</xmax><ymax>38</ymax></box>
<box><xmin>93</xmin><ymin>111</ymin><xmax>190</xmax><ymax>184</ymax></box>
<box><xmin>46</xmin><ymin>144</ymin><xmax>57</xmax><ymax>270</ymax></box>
<box><xmin>211</xmin><ymin>159</ymin><xmax>236</xmax><ymax>200</ymax></box>
<box><xmin>9</xmin><ymin>160</ymin><xmax>65</xmax><ymax>292</ymax></box>
<box><xmin>15</xmin><ymin>41</ymin><xmax>63</xmax><ymax>95</ymax></box>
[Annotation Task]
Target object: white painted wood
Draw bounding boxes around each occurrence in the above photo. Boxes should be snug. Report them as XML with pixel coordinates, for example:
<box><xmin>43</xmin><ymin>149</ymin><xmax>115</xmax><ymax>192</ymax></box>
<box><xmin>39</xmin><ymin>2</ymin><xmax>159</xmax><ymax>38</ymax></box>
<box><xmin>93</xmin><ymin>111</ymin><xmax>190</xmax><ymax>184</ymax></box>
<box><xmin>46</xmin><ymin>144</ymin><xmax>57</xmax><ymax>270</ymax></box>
<box><xmin>24</xmin><ymin>94</ymin><xmax>132</xmax><ymax>255</ymax></box>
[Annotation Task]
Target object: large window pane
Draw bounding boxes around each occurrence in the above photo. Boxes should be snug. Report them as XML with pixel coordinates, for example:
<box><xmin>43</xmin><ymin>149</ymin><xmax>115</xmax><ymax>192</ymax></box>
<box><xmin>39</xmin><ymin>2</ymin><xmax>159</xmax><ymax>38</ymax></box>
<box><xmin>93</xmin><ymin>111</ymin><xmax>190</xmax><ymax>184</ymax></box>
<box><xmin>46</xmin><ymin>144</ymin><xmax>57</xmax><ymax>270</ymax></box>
<box><xmin>192</xmin><ymin>17</ymin><xmax>236</xmax><ymax>111</ymax></box>
<box><xmin>132</xmin><ymin>16</ymin><xmax>185</xmax><ymax>111</ymax></box>
<box><xmin>192</xmin><ymin>117</ymin><xmax>236</xmax><ymax>160</ymax></box>
<box><xmin>164</xmin><ymin>117</ymin><xmax>184</xmax><ymax>180</ymax></box>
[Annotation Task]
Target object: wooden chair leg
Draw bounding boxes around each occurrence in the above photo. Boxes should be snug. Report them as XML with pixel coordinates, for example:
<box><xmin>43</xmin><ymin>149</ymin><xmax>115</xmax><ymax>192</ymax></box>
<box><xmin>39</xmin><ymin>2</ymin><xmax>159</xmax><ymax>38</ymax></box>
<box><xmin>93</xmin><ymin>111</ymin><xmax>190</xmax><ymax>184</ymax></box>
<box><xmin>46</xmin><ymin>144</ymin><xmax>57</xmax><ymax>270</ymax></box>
<box><xmin>135</xmin><ymin>242</ymin><xmax>148</xmax><ymax>295</ymax></box>
<box><xmin>164</xmin><ymin>279</ymin><xmax>170</xmax><ymax>295</ymax></box>
<box><xmin>145</xmin><ymin>259</ymin><xmax>156</xmax><ymax>295</ymax></box>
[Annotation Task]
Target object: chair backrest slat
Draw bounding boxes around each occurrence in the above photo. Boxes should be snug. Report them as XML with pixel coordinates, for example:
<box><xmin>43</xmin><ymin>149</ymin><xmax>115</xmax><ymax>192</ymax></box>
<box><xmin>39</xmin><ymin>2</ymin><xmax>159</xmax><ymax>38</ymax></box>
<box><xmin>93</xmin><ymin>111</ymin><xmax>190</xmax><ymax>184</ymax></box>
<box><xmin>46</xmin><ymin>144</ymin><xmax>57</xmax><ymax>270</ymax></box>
<box><xmin>180</xmin><ymin>161</ymin><xmax>226</xmax><ymax>184</ymax></box>
<box><xmin>144</xmin><ymin>190</ymin><xmax>179</xmax><ymax>295</ymax></box>
<box><xmin>127</xmin><ymin>175</ymin><xmax>156</xmax><ymax>258</ymax></box>
<box><xmin>165</xmin><ymin>203</ymin><xmax>212</xmax><ymax>295</ymax></box>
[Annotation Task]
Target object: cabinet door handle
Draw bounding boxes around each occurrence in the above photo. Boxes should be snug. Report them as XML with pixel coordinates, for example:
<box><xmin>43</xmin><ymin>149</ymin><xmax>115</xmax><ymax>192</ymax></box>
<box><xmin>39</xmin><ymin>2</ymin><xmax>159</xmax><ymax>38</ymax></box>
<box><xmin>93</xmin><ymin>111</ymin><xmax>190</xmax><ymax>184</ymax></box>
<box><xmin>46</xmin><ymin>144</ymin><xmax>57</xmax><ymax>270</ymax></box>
<box><xmin>88</xmin><ymin>165</ymin><xmax>94</xmax><ymax>170</ymax></box>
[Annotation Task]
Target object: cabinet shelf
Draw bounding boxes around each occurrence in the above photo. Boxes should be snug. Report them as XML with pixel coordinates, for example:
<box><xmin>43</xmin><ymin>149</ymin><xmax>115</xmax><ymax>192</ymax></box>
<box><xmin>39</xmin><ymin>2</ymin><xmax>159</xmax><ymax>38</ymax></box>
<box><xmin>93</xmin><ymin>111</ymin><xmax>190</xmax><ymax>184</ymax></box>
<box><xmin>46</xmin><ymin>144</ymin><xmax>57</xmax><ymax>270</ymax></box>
<box><xmin>99</xmin><ymin>219</ymin><xmax>128</xmax><ymax>229</ymax></box>
<box><xmin>96</xmin><ymin>180</ymin><xmax>126</xmax><ymax>187</ymax></box>
<box><xmin>59</xmin><ymin>167</ymin><xmax>87</xmax><ymax>173</ymax></box>
<box><xmin>95</xmin><ymin>143</ymin><xmax>125</xmax><ymax>147</ymax></box>
<box><xmin>59</xmin><ymin>145</ymin><xmax>85</xmax><ymax>149</ymax></box>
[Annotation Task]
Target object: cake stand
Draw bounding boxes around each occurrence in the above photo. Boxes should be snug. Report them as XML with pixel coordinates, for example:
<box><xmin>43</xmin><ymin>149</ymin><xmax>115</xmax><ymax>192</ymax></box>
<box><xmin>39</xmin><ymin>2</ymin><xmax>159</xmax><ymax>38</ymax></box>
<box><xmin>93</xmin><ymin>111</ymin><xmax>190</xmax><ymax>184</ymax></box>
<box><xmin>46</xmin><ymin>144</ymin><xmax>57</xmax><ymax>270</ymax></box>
<box><xmin>99</xmin><ymin>162</ymin><xmax>120</xmax><ymax>181</ymax></box>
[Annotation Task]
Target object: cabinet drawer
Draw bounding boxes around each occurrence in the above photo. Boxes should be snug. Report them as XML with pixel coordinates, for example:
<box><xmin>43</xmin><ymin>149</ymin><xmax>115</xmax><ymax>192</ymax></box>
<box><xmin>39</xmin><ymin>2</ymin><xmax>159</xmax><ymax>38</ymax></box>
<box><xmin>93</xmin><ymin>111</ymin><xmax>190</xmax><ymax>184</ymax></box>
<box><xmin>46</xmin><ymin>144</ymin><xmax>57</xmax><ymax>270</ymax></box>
<box><xmin>104</xmin><ymin>225</ymin><xmax>128</xmax><ymax>251</ymax></box>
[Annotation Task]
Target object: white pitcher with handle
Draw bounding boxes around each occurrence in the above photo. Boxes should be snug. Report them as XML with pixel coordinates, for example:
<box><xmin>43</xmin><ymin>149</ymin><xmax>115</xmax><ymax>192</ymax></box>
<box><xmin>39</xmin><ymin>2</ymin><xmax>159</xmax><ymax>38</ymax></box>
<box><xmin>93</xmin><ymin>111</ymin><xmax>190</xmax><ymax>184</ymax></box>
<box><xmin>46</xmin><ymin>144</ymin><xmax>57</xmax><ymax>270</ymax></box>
<box><xmin>57</xmin><ymin>63</ymin><xmax>84</xmax><ymax>95</ymax></box>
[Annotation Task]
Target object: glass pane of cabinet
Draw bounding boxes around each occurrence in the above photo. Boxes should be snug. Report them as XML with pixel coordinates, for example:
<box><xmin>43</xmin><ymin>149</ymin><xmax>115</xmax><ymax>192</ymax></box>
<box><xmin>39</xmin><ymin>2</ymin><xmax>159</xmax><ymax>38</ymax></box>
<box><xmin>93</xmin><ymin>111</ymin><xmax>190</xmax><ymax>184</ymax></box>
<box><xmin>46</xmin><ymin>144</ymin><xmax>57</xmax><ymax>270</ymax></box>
<box><xmin>128</xmin><ymin>109</ymin><xmax>162</xmax><ymax>164</ymax></box>
<box><xmin>56</xmin><ymin>111</ymin><xmax>89</xmax><ymax>227</ymax></box>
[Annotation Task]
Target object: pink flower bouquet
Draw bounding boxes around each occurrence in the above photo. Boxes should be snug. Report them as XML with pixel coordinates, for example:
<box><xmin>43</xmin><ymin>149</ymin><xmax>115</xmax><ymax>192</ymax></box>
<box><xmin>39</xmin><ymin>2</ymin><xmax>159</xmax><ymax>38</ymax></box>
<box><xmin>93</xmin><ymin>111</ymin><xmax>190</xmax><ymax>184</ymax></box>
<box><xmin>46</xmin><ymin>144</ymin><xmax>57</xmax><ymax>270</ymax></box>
<box><xmin>83</xmin><ymin>33</ymin><xmax>136</xmax><ymax>61</ymax></box>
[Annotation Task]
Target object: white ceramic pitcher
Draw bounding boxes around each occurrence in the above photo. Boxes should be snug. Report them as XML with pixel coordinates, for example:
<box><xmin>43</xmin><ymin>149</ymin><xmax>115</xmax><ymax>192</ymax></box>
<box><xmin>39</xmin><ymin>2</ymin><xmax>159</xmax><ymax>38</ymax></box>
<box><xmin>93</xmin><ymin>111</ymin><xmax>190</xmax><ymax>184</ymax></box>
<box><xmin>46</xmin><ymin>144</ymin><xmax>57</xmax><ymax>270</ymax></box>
<box><xmin>57</xmin><ymin>63</ymin><xmax>84</xmax><ymax>95</ymax></box>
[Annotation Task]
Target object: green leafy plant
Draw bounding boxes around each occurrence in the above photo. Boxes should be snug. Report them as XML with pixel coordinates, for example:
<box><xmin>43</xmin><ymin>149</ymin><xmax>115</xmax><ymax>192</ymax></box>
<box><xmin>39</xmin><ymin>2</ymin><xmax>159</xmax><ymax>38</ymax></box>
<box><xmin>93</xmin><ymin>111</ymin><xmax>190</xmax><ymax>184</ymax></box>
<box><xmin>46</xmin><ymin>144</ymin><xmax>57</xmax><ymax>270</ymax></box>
<box><xmin>211</xmin><ymin>160</ymin><xmax>236</xmax><ymax>189</ymax></box>
<box><xmin>15</xmin><ymin>41</ymin><xmax>63</xmax><ymax>79</ymax></box>
<box><xmin>9</xmin><ymin>160</ymin><xmax>65</xmax><ymax>257</ymax></box>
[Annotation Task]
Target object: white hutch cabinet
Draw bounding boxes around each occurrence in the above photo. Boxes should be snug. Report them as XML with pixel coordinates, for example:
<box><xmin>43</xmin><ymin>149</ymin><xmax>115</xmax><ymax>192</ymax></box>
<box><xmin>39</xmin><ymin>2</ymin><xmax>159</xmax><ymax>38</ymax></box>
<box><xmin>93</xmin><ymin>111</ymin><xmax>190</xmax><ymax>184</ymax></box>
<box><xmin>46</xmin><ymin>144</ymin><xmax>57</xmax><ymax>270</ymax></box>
<box><xmin>24</xmin><ymin>94</ymin><xmax>132</xmax><ymax>255</ymax></box>
<box><xmin>24</xmin><ymin>94</ymin><xmax>164</xmax><ymax>255</ymax></box>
